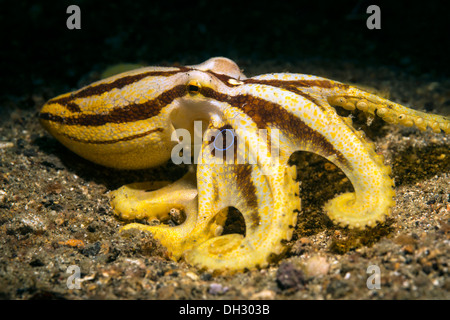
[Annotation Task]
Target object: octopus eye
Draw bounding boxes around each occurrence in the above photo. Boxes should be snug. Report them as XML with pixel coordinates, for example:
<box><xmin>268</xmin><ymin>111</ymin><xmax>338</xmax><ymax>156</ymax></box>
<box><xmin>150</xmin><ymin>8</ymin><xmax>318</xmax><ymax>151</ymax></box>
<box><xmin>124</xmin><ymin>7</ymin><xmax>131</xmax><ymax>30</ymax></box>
<box><xmin>187</xmin><ymin>81</ymin><xmax>201</xmax><ymax>93</ymax></box>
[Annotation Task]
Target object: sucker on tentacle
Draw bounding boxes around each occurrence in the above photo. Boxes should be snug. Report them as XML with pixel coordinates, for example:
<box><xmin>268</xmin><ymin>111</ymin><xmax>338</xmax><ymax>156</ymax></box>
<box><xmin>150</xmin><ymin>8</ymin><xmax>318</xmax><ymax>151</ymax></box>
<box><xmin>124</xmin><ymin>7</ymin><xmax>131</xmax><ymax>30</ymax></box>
<box><xmin>39</xmin><ymin>57</ymin><xmax>450</xmax><ymax>272</ymax></box>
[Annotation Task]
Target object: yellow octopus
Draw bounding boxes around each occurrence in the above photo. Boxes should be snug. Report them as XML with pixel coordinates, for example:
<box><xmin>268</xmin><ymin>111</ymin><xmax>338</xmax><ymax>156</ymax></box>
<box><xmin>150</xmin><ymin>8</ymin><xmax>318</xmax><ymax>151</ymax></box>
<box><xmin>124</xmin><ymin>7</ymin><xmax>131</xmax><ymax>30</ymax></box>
<box><xmin>39</xmin><ymin>57</ymin><xmax>450</xmax><ymax>272</ymax></box>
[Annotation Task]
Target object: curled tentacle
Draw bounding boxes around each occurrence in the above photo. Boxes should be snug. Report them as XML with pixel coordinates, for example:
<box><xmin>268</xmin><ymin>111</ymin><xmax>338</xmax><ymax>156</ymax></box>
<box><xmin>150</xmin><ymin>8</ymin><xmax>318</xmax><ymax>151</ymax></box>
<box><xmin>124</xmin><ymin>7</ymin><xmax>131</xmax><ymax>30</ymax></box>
<box><xmin>185</xmin><ymin>163</ymin><xmax>300</xmax><ymax>272</ymax></box>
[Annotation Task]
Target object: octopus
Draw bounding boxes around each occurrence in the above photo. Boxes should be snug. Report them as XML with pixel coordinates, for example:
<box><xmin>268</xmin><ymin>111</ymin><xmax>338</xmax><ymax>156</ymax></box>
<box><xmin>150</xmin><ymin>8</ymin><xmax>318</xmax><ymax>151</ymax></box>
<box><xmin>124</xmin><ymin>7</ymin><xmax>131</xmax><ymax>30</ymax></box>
<box><xmin>39</xmin><ymin>57</ymin><xmax>450</xmax><ymax>272</ymax></box>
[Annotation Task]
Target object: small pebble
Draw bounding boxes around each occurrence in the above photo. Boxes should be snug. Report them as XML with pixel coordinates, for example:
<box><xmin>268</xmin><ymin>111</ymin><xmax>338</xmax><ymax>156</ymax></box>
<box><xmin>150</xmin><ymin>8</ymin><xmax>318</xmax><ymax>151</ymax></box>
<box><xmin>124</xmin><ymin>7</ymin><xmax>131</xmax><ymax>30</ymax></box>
<box><xmin>276</xmin><ymin>261</ymin><xmax>306</xmax><ymax>290</ymax></box>
<box><xmin>185</xmin><ymin>272</ymin><xmax>199</xmax><ymax>281</ymax></box>
<box><xmin>0</xmin><ymin>142</ymin><xmax>14</xmax><ymax>149</ymax></box>
<box><xmin>250</xmin><ymin>289</ymin><xmax>276</xmax><ymax>300</ymax></box>
<box><xmin>169</xmin><ymin>208</ymin><xmax>186</xmax><ymax>225</ymax></box>
<box><xmin>0</xmin><ymin>190</ymin><xmax>7</xmax><ymax>203</ymax></box>
<box><xmin>304</xmin><ymin>256</ymin><xmax>330</xmax><ymax>277</ymax></box>
<box><xmin>208</xmin><ymin>283</ymin><xmax>229</xmax><ymax>295</ymax></box>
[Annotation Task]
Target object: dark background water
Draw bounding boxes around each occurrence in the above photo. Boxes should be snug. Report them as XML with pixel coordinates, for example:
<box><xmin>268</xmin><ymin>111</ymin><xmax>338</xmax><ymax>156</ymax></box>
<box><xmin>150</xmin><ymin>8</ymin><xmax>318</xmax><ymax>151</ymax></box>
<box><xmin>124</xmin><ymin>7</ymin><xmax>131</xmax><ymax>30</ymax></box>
<box><xmin>2</xmin><ymin>0</ymin><xmax>449</xmax><ymax>97</ymax></box>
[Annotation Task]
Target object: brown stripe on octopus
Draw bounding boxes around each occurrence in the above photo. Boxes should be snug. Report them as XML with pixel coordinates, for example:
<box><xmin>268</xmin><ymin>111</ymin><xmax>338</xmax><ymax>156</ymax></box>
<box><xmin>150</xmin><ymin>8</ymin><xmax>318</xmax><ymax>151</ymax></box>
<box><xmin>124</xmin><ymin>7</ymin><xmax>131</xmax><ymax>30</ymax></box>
<box><xmin>65</xmin><ymin>102</ymin><xmax>82</xmax><ymax>113</ymax></box>
<box><xmin>43</xmin><ymin>99</ymin><xmax>82</xmax><ymax>114</ymax></box>
<box><xmin>243</xmin><ymin>79</ymin><xmax>349</xmax><ymax>112</ymax></box>
<box><xmin>60</xmin><ymin>128</ymin><xmax>164</xmax><ymax>145</ymax></box>
<box><xmin>204</xmin><ymin>70</ymin><xmax>244</xmax><ymax>87</ymax></box>
<box><xmin>237</xmin><ymin>94</ymin><xmax>351</xmax><ymax>169</ymax></box>
<box><xmin>47</xmin><ymin>67</ymin><xmax>190</xmax><ymax>107</ymax></box>
<box><xmin>200</xmin><ymin>87</ymin><xmax>351</xmax><ymax>169</ymax></box>
<box><xmin>203</xmin><ymin>70</ymin><xmax>349</xmax><ymax>93</ymax></box>
<box><xmin>40</xmin><ymin>85</ymin><xmax>187</xmax><ymax>126</ymax></box>
<box><xmin>203</xmin><ymin>74</ymin><xmax>335</xmax><ymax>112</ymax></box>
<box><xmin>245</xmin><ymin>79</ymin><xmax>350</xmax><ymax>90</ymax></box>
<box><xmin>233</xmin><ymin>164</ymin><xmax>261</xmax><ymax>230</ymax></box>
